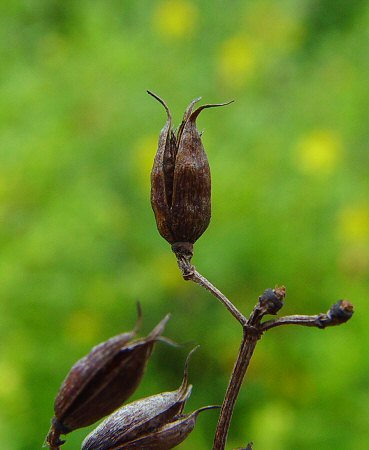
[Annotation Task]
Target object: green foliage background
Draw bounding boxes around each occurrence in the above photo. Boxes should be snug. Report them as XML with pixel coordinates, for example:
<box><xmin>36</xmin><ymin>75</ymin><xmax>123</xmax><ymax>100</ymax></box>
<box><xmin>1</xmin><ymin>1</ymin><xmax>368</xmax><ymax>449</ymax></box>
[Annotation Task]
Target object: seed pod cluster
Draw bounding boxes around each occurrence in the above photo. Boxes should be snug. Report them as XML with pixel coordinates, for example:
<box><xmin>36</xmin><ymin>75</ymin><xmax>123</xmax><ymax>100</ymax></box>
<box><xmin>149</xmin><ymin>91</ymin><xmax>232</xmax><ymax>260</ymax></box>
<box><xmin>45</xmin><ymin>311</ymin><xmax>170</xmax><ymax>449</ymax></box>
<box><xmin>82</xmin><ymin>349</ymin><xmax>219</xmax><ymax>450</ymax></box>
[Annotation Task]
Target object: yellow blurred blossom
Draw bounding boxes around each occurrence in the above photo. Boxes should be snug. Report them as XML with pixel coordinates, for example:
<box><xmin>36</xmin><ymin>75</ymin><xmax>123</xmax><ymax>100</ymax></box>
<box><xmin>295</xmin><ymin>130</ymin><xmax>342</xmax><ymax>175</ymax></box>
<box><xmin>243</xmin><ymin>2</ymin><xmax>304</xmax><ymax>53</ymax></box>
<box><xmin>339</xmin><ymin>244</ymin><xmax>369</xmax><ymax>278</ymax></box>
<box><xmin>217</xmin><ymin>35</ymin><xmax>256</xmax><ymax>89</ymax></box>
<box><xmin>135</xmin><ymin>134</ymin><xmax>157</xmax><ymax>188</ymax></box>
<box><xmin>151</xmin><ymin>252</ymin><xmax>184</xmax><ymax>290</ymax></box>
<box><xmin>153</xmin><ymin>0</ymin><xmax>198</xmax><ymax>40</ymax></box>
<box><xmin>0</xmin><ymin>361</ymin><xmax>23</xmax><ymax>400</ymax></box>
<box><xmin>0</xmin><ymin>174</ymin><xmax>6</xmax><ymax>200</ymax></box>
<box><xmin>64</xmin><ymin>310</ymin><xmax>101</xmax><ymax>346</ymax></box>
<box><xmin>338</xmin><ymin>204</ymin><xmax>369</xmax><ymax>243</ymax></box>
<box><xmin>250</xmin><ymin>402</ymin><xmax>294</xmax><ymax>448</ymax></box>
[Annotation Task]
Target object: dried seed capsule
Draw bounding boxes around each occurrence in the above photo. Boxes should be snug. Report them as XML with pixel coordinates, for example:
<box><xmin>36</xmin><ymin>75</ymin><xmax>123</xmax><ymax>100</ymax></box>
<box><xmin>148</xmin><ymin>91</ymin><xmax>232</xmax><ymax>259</ymax></box>
<box><xmin>112</xmin><ymin>405</ymin><xmax>220</xmax><ymax>450</ymax></box>
<box><xmin>82</xmin><ymin>348</ymin><xmax>195</xmax><ymax>450</ymax></box>
<box><xmin>45</xmin><ymin>311</ymin><xmax>170</xmax><ymax>449</ymax></box>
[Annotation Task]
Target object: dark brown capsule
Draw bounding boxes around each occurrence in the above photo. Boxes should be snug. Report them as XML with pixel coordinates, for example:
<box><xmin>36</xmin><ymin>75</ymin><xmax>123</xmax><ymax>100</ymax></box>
<box><xmin>148</xmin><ymin>91</ymin><xmax>232</xmax><ymax>257</ymax></box>
<box><xmin>112</xmin><ymin>405</ymin><xmax>220</xmax><ymax>450</ymax></box>
<box><xmin>45</xmin><ymin>311</ymin><xmax>170</xmax><ymax>448</ymax></box>
<box><xmin>82</xmin><ymin>348</ymin><xmax>195</xmax><ymax>450</ymax></box>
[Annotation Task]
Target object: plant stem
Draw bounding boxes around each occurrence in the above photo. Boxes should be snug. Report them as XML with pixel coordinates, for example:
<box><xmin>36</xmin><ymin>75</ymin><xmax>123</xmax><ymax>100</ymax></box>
<box><xmin>213</xmin><ymin>301</ymin><xmax>268</xmax><ymax>450</ymax></box>
<box><xmin>174</xmin><ymin>251</ymin><xmax>354</xmax><ymax>450</ymax></box>
<box><xmin>190</xmin><ymin>268</ymin><xmax>246</xmax><ymax>325</ymax></box>
<box><xmin>213</xmin><ymin>331</ymin><xmax>258</xmax><ymax>450</ymax></box>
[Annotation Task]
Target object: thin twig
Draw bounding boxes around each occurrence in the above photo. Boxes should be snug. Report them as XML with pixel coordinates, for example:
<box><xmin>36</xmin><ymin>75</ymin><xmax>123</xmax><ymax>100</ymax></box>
<box><xmin>190</xmin><ymin>268</ymin><xmax>247</xmax><ymax>325</ymax></box>
<box><xmin>261</xmin><ymin>300</ymin><xmax>354</xmax><ymax>332</ymax></box>
<box><xmin>176</xmin><ymin>255</ymin><xmax>247</xmax><ymax>326</ymax></box>
<box><xmin>261</xmin><ymin>314</ymin><xmax>326</xmax><ymax>331</ymax></box>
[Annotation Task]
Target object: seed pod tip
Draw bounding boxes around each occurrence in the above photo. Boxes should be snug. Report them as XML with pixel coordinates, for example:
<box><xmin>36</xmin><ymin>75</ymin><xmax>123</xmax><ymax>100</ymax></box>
<box><xmin>180</xmin><ymin>345</ymin><xmax>199</xmax><ymax>394</ymax></box>
<box><xmin>147</xmin><ymin>90</ymin><xmax>172</xmax><ymax>120</ymax></box>
<box><xmin>133</xmin><ymin>301</ymin><xmax>143</xmax><ymax>334</ymax></box>
<box><xmin>189</xmin><ymin>99</ymin><xmax>234</xmax><ymax>122</ymax></box>
<box><xmin>147</xmin><ymin>313</ymin><xmax>171</xmax><ymax>340</ymax></box>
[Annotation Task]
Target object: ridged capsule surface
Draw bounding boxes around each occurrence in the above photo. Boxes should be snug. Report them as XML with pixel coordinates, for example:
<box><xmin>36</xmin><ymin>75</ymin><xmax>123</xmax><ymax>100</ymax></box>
<box><xmin>111</xmin><ymin>406</ymin><xmax>219</xmax><ymax>450</ymax></box>
<box><xmin>82</xmin><ymin>349</ymin><xmax>195</xmax><ymax>450</ymax></box>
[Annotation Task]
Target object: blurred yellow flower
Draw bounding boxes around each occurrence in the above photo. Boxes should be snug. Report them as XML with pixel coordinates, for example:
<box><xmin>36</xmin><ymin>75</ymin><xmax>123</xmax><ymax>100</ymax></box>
<box><xmin>243</xmin><ymin>2</ymin><xmax>304</xmax><ymax>53</ymax></box>
<box><xmin>153</xmin><ymin>0</ymin><xmax>198</xmax><ymax>40</ymax></box>
<box><xmin>250</xmin><ymin>402</ymin><xmax>294</xmax><ymax>448</ymax></box>
<box><xmin>217</xmin><ymin>35</ymin><xmax>256</xmax><ymax>89</ymax></box>
<box><xmin>135</xmin><ymin>134</ymin><xmax>157</xmax><ymax>189</ymax></box>
<box><xmin>64</xmin><ymin>310</ymin><xmax>101</xmax><ymax>346</ymax></box>
<box><xmin>0</xmin><ymin>361</ymin><xmax>23</xmax><ymax>400</ymax></box>
<box><xmin>339</xmin><ymin>244</ymin><xmax>369</xmax><ymax>278</ymax></box>
<box><xmin>338</xmin><ymin>204</ymin><xmax>369</xmax><ymax>244</ymax></box>
<box><xmin>295</xmin><ymin>130</ymin><xmax>342</xmax><ymax>175</ymax></box>
<box><xmin>0</xmin><ymin>174</ymin><xmax>6</xmax><ymax>200</ymax></box>
<box><xmin>151</xmin><ymin>252</ymin><xmax>184</xmax><ymax>289</ymax></box>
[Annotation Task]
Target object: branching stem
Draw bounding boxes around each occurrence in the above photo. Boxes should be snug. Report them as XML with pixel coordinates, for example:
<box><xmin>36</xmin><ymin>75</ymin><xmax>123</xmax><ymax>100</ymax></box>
<box><xmin>175</xmin><ymin>252</ymin><xmax>354</xmax><ymax>450</ymax></box>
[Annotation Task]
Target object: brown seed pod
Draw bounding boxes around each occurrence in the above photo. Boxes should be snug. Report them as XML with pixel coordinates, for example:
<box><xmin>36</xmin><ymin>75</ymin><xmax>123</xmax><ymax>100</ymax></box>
<box><xmin>45</xmin><ymin>310</ymin><xmax>170</xmax><ymax>448</ymax></box>
<box><xmin>112</xmin><ymin>405</ymin><xmax>220</xmax><ymax>450</ymax></box>
<box><xmin>82</xmin><ymin>348</ymin><xmax>196</xmax><ymax>450</ymax></box>
<box><xmin>148</xmin><ymin>91</ymin><xmax>232</xmax><ymax>258</ymax></box>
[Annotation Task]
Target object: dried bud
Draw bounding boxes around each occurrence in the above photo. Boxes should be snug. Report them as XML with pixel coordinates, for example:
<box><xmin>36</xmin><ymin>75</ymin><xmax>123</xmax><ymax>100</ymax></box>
<box><xmin>148</xmin><ymin>91</ymin><xmax>232</xmax><ymax>258</ymax></box>
<box><xmin>258</xmin><ymin>286</ymin><xmax>285</xmax><ymax>315</ymax></box>
<box><xmin>82</xmin><ymin>348</ymin><xmax>196</xmax><ymax>450</ymax></box>
<box><xmin>327</xmin><ymin>299</ymin><xmax>354</xmax><ymax>325</ymax></box>
<box><xmin>45</xmin><ymin>311</ymin><xmax>170</xmax><ymax>448</ymax></box>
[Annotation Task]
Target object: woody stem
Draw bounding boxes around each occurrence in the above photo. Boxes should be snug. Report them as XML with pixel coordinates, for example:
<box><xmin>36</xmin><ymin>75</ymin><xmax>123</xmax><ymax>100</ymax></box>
<box><xmin>213</xmin><ymin>302</ymin><xmax>268</xmax><ymax>450</ymax></box>
<box><xmin>213</xmin><ymin>331</ymin><xmax>258</xmax><ymax>450</ymax></box>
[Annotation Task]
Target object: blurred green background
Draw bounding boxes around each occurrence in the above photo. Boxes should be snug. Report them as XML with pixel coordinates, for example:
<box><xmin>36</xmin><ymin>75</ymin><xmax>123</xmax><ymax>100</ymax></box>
<box><xmin>1</xmin><ymin>1</ymin><xmax>368</xmax><ymax>449</ymax></box>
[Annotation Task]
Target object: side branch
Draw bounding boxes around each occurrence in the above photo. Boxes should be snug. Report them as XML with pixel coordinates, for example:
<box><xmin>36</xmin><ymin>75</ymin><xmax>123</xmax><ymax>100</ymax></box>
<box><xmin>190</xmin><ymin>268</ymin><xmax>246</xmax><ymax>325</ymax></box>
<box><xmin>174</xmin><ymin>251</ymin><xmax>246</xmax><ymax>326</ymax></box>
<box><xmin>261</xmin><ymin>300</ymin><xmax>354</xmax><ymax>332</ymax></box>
